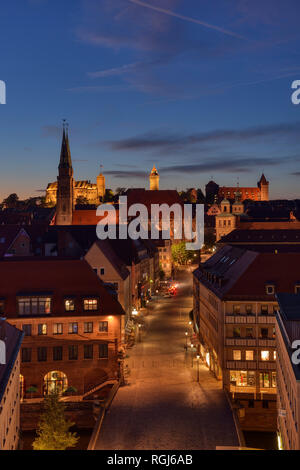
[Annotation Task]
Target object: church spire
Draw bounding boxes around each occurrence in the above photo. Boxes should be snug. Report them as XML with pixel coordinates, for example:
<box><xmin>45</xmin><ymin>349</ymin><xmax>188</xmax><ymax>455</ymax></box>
<box><xmin>59</xmin><ymin>121</ymin><xmax>72</xmax><ymax>169</ymax></box>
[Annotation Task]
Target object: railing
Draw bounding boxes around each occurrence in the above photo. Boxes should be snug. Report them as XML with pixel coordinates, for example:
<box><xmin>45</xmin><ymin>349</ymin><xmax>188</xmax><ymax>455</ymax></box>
<box><xmin>87</xmin><ymin>381</ymin><xmax>120</xmax><ymax>450</ymax></box>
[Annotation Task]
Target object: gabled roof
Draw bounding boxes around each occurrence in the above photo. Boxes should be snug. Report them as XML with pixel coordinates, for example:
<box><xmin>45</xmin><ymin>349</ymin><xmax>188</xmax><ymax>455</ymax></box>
<box><xmin>92</xmin><ymin>240</ymin><xmax>130</xmax><ymax>280</ymax></box>
<box><xmin>194</xmin><ymin>246</ymin><xmax>300</xmax><ymax>300</ymax></box>
<box><xmin>126</xmin><ymin>188</ymin><xmax>182</xmax><ymax>211</ymax></box>
<box><xmin>0</xmin><ymin>226</ymin><xmax>29</xmax><ymax>257</ymax></box>
<box><xmin>0</xmin><ymin>258</ymin><xmax>125</xmax><ymax>317</ymax></box>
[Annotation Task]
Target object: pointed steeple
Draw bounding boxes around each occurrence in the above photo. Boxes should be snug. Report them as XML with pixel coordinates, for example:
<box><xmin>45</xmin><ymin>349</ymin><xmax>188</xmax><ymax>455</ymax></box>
<box><xmin>59</xmin><ymin>122</ymin><xmax>72</xmax><ymax>169</ymax></box>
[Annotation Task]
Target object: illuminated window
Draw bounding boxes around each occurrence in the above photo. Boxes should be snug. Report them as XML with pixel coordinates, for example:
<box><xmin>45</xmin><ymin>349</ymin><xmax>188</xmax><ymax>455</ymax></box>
<box><xmin>38</xmin><ymin>323</ymin><xmax>47</xmax><ymax>335</ymax></box>
<box><xmin>233</xmin><ymin>305</ymin><xmax>240</xmax><ymax>314</ymax></box>
<box><xmin>18</xmin><ymin>297</ymin><xmax>51</xmax><ymax>315</ymax></box>
<box><xmin>261</xmin><ymin>350</ymin><xmax>269</xmax><ymax>361</ymax></box>
<box><xmin>273</xmin><ymin>351</ymin><xmax>277</xmax><ymax>360</ymax></box>
<box><xmin>68</xmin><ymin>322</ymin><xmax>78</xmax><ymax>334</ymax></box>
<box><xmin>233</xmin><ymin>350</ymin><xmax>241</xmax><ymax>361</ymax></box>
<box><xmin>246</xmin><ymin>350</ymin><xmax>254</xmax><ymax>361</ymax></box>
<box><xmin>260</xmin><ymin>372</ymin><xmax>270</xmax><ymax>388</ymax></box>
<box><xmin>272</xmin><ymin>372</ymin><xmax>277</xmax><ymax>388</ymax></box>
<box><xmin>65</xmin><ymin>299</ymin><xmax>75</xmax><ymax>311</ymax></box>
<box><xmin>295</xmin><ymin>285</ymin><xmax>300</xmax><ymax>294</ymax></box>
<box><xmin>84</xmin><ymin>299</ymin><xmax>98</xmax><ymax>311</ymax></box>
<box><xmin>233</xmin><ymin>327</ymin><xmax>241</xmax><ymax>338</ymax></box>
<box><xmin>53</xmin><ymin>323</ymin><xmax>63</xmax><ymax>335</ymax></box>
<box><xmin>0</xmin><ymin>300</ymin><xmax>4</xmax><ymax>315</ymax></box>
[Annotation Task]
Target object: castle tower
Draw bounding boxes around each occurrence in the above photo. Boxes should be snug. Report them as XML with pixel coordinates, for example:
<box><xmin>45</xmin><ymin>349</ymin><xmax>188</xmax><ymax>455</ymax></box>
<box><xmin>149</xmin><ymin>165</ymin><xmax>159</xmax><ymax>191</ymax></box>
<box><xmin>258</xmin><ymin>173</ymin><xmax>269</xmax><ymax>201</ymax></box>
<box><xmin>97</xmin><ymin>168</ymin><xmax>105</xmax><ymax>202</ymax></box>
<box><xmin>56</xmin><ymin>124</ymin><xmax>74</xmax><ymax>225</ymax></box>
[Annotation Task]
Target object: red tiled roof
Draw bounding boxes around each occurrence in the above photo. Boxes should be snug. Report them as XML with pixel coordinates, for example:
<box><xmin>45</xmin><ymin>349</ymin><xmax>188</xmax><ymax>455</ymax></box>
<box><xmin>226</xmin><ymin>252</ymin><xmax>300</xmax><ymax>299</ymax></box>
<box><xmin>0</xmin><ymin>258</ymin><xmax>125</xmax><ymax>318</ymax></box>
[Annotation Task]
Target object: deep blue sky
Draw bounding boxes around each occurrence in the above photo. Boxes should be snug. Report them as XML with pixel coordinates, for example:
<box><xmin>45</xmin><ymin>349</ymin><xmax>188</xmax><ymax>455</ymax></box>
<box><xmin>1</xmin><ymin>0</ymin><xmax>300</xmax><ymax>200</ymax></box>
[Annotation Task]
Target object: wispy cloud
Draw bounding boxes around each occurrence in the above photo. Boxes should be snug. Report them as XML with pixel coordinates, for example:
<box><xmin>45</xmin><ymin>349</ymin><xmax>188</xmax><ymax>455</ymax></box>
<box><xmin>106</xmin><ymin>123</ymin><xmax>300</xmax><ymax>152</ymax></box>
<box><xmin>66</xmin><ymin>85</ymin><xmax>133</xmax><ymax>93</ymax></box>
<box><xmin>129</xmin><ymin>0</ymin><xmax>247</xmax><ymax>40</ymax></box>
<box><xmin>88</xmin><ymin>62</ymin><xmax>142</xmax><ymax>78</ymax></box>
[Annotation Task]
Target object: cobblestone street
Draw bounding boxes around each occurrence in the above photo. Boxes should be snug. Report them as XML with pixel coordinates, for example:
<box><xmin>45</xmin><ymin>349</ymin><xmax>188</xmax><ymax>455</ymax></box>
<box><xmin>95</xmin><ymin>271</ymin><xmax>239</xmax><ymax>450</ymax></box>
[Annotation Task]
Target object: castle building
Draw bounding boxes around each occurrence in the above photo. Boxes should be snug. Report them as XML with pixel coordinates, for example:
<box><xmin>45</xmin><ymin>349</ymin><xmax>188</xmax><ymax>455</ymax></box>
<box><xmin>149</xmin><ymin>165</ymin><xmax>159</xmax><ymax>190</ymax></box>
<box><xmin>46</xmin><ymin>127</ymin><xmax>106</xmax><ymax>208</ymax></box>
<box><xmin>218</xmin><ymin>174</ymin><xmax>269</xmax><ymax>202</ymax></box>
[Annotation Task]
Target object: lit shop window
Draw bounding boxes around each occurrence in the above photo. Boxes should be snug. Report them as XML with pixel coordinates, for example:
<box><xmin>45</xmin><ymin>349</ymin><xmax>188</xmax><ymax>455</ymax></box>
<box><xmin>246</xmin><ymin>350</ymin><xmax>254</xmax><ymax>361</ymax></box>
<box><xmin>65</xmin><ymin>299</ymin><xmax>75</xmax><ymax>311</ymax></box>
<box><xmin>233</xmin><ymin>350</ymin><xmax>241</xmax><ymax>361</ymax></box>
<box><xmin>18</xmin><ymin>297</ymin><xmax>51</xmax><ymax>315</ymax></box>
<box><xmin>83</xmin><ymin>299</ymin><xmax>98</xmax><ymax>311</ymax></box>
<box><xmin>261</xmin><ymin>350</ymin><xmax>270</xmax><ymax>361</ymax></box>
<box><xmin>230</xmin><ymin>370</ymin><xmax>255</xmax><ymax>387</ymax></box>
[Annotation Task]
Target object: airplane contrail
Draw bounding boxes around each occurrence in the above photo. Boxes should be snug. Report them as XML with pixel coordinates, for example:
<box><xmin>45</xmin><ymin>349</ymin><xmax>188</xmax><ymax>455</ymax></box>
<box><xmin>129</xmin><ymin>0</ymin><xmax>246</xmax><ymax>40</ymax></box>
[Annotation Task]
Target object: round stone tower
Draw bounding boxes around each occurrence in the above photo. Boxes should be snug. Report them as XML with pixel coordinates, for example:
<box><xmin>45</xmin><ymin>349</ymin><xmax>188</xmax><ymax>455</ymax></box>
<box><xmin>97</xmin><ymin>171</ymin><xmax>105</xmax><ymax>201</ymax></box>
<box><xmin>149</xmin><ymin>165</ymin><xmax>159</xmax><ymax>191</ymax></box>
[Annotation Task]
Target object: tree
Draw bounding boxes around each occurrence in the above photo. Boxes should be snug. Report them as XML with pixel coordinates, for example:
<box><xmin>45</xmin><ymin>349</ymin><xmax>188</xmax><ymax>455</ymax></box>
<box><xmin>33</xmin><ymin>393</ymin><xmax>79</xmax><ymax>450</ymax></box>
<box><xmin>3</xmin><ymin>193</ymin><xmax>19</xmax><ymax>208</ymax></box>
<box><xmin>26</xmin><ymin>385</ymin><xmax>38</xmax><ymax>399</ymax></box>
<box><xmin>103</xmin><ymin>189</ymin><xmax>114</xmax><ymax>203</ymax></box>
<box><xmin>171</xmin><ymin>241</ymin><xmax>189</xmax><ymax>266</ymax></box>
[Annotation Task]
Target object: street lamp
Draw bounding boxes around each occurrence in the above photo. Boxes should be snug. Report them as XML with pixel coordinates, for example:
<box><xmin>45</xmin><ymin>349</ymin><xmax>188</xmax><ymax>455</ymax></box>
<box><xmin>185</xmin><ymin>331</ymin><xmax>188</xmax><ymax>350</ymax></box>
<box><xmin>138</xmin><ymin>324</ymin><xmax>142</xmax><ymax>342</ymax></box>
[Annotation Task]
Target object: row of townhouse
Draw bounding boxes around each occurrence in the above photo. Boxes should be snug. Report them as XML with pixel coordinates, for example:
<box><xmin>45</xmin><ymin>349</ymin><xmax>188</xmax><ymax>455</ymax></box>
<box><xmin>193</xmin><ymin>245</ymin><xmax>300</xmax><ymax>432</ymax></box>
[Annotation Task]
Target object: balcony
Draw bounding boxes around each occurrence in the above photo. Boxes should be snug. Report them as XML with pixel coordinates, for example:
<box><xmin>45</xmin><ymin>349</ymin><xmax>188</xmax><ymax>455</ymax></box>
<box><xmin>225</xmin><ymin>315</ymin><xmax>256</xmax><ymax>324</ymax></box>
<box><xmin>258</xmin><ymin>338</ymin><xmax>275</xmax><ymax>347</ymax></box>
<box><xmin>257</xmin><ymin>316</ymin><xmax>275</xmax><ymax>324</ymax></box>
<box><xmin>225</xmin><ymin>338</ymin><xmax>256</xmax><ymax>346</ymax></box>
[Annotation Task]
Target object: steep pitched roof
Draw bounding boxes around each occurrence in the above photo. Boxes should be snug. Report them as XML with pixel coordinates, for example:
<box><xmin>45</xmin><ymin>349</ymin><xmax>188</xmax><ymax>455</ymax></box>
<box><xmin>0</xmin><ymin>258</ymin><xmax>125</xmax><ymax>317</ymax></box>
<box><xmin>59</xmin><ymin>128</ymin><xmax>72</xmax><ymax>169</ymax></box>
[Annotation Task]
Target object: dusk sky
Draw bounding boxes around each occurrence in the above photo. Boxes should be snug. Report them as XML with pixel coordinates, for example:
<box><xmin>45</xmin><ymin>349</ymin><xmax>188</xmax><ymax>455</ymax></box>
<box><xmin>1</xmin><ymin>0</ymin><xmax>300</xmax><ymax>200</ymax></box>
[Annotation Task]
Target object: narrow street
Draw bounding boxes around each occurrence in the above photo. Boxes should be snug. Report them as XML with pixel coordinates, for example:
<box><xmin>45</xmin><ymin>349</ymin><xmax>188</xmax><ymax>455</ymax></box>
<box><xmin>94</xmin><ymin>270</ymin><xmax>239</xmax><ymax>450</ymax></box>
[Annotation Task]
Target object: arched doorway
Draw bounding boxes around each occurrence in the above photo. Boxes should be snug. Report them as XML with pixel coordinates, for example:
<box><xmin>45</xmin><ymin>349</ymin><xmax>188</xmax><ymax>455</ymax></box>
<box><xmin>43</xmin><ymin>371</ymin><xmax>68</xmax><ymax>396</ymax></box>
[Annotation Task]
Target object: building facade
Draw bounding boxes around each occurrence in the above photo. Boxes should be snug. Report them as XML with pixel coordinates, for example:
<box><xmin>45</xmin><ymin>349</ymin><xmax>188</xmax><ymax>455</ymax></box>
<box><xmin>276</xmin><ymin>293</ymin><xmax>300</xmax><ymax>450</ymax></box>
<box><xmin>0</xmin><ymin>321</ymin><xmax>23</xmax><ymax>450</ymax></box>
<box><xmin>0</xmin><ymin>258</ymin><xmax>125</xmax><ymax>399</ymax></box>
<box><xmin>193</xmin><ymin>247</ymin><xmax>300</xmax><ymax>431</ymax></box>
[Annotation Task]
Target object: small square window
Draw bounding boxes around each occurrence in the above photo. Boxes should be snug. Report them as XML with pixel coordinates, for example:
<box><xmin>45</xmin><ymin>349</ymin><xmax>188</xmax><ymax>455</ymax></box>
<box><xmin>53</xmin><ymin>323</ymin><xmax>63</xmax><ymax>335</ymax></box>
<box><xmin>65</xmin><ymin>299</ymin><xmax>75</xmax><ymax>311</ymax></box>
<box><xmin>99</xmin><ymin>321</ymin><xmax>108</xmax><ymax>332</ymax></box>
<box><xmin>233</xmin><ymin>305</ymin><xmax>240</xmax><ymax>314</ymax></box>
<box><xmin>246</xmin><ymin>305</ymin><xmax>253</xmax><ymax>315</ymax></box>
<box><xmin>84</xmin><ymin>322</ymin><xmax>93</xmax><ymax>333</ymax></box>
<box><xmin>84</xmin><ymin>299</ymin><xmax>98</xmax><ymax>311</ymax></box>
<box><xmin>233</xmin><ymin>350</ymin><xmax>241</xmax><ymax>361</ymax></box>
<box><xmin>261</xmin><ymin>350</ymin><xmax>269</xmax><ymax>361</ymax></box>
<box><xmin>266</xmin><ymin>285</ymin><xmax>275</xmax><ymax>295</ymax></box>
<box><xmin>100</xmin><ymin>268</ymin><xmax>105</xmax><ymax>276</ymax></box>
<box><xmin>38</xmin><ymin>324</ymin><xmax>47</xmax><ymax>335</ymax></box>
<box><xmin>246</xmin><ymin>350</ymin><xmax>254</xmax><ymax>361</ymax></box>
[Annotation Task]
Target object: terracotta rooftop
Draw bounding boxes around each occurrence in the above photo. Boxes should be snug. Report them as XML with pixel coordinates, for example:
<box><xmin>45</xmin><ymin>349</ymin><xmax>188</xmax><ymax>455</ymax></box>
<box><xmin>0</xmin><ymin>258</ymin><xmax>125</xmax><ymax>318</ymax></box>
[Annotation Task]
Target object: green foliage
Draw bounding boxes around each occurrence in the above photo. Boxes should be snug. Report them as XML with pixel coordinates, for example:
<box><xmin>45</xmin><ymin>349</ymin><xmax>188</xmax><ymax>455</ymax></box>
<box><xmin>103</xmin><ymin>189</ymin><xmax>115</xmax><ymax>203</ymax></box>
<box><xmin>3</xmin><ymin>193</ymin><xmax>19</xmax><ymax>208</ymax></box>
<box><xmin>33</xmin><ymin>393</ymin><xmax>79</xmax><ymax>451</ymax></box>
<box><xmin>171</xmin><ymin>241</ymin><xmax>189</xmax><ymax>265</ymax></box>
